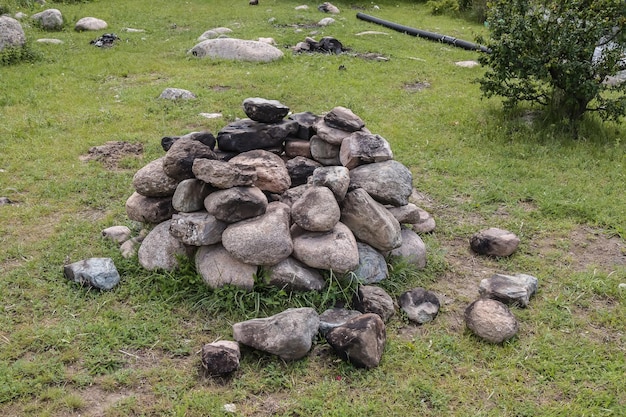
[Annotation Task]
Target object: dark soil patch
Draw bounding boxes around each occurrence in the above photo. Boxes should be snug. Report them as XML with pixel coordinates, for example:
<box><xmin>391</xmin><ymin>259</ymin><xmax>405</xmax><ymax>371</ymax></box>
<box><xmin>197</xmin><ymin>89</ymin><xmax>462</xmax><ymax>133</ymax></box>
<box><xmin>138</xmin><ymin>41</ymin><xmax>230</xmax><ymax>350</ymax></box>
<box><xmin>79</xmin><ymin>141</ymin><xmax>143</xmax><ymax>170</ymax></box>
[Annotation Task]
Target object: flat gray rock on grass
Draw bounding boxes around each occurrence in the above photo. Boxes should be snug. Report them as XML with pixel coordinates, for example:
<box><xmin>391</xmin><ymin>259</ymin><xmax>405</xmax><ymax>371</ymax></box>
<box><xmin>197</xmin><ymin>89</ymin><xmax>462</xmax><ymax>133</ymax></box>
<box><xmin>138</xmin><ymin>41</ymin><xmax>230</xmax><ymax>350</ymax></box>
<box><xmin>189</xmin><ymin>38</ymin><xmax>284</xmax><ymax>62</ymax></box>
<box><xmin>159</xmin><ymin>88</ymin><xmax>197</xmax><ymax>100</ymax></box>
<box><xmin>478</xmin><ymin>273</ymin><xmax>538</xmax><ymax>307</ymax></box>
<box><xmin>64</xmin><ymin>258</ymin><xmax>120</xmax><ymax>290</ymax></box>
<box><xmin>233</xmin><ymin>307</ymin><xmax>320</xmax><ymax>361</ymax></box>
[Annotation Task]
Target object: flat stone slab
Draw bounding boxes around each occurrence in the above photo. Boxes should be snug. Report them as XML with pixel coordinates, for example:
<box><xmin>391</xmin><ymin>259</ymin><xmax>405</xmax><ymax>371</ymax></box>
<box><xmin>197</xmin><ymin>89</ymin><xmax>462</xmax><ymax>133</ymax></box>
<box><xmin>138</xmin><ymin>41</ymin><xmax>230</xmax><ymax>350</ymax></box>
<box><xmin>189</xmin><ymin>38</ymin><xmax>284</xmax><ymax>62</ymax></box>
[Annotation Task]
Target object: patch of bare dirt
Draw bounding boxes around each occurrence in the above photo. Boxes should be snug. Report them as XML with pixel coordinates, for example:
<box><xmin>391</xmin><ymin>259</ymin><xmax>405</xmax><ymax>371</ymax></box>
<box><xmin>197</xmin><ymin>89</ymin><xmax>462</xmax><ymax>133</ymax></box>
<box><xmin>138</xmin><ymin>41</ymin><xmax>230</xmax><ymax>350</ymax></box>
<box><xmin>531</xmin><ymin>226</ymin><xmax>626</xmax><ymax>272</ymax></box>
<box><xmin>79</xmin><ymin>141</ymin><xmax>143</xmax><ymax>170</ymax></box>
<box><xmin>77</xmin><ymin>387</ymin><xmax>129</xmax><ymax>417</ymax></box>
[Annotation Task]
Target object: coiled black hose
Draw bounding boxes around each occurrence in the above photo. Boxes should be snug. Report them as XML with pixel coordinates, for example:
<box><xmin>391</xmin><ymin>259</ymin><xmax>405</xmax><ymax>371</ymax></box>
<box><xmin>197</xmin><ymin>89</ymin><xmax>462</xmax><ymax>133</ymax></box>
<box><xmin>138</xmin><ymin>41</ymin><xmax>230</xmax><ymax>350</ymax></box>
<box><xmin>356</xmin><ymin>12</ymin><xmax>492</xmax><ymax>54</ymax></box>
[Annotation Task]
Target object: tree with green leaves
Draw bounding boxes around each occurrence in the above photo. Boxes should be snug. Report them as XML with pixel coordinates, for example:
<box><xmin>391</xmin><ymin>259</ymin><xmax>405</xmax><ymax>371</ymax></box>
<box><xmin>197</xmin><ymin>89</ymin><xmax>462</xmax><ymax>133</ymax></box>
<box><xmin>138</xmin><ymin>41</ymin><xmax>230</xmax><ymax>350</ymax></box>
<box><xmin>478</xmin><ymin>0</ymin><xmax>626</xmax><ymax>124</ymax></box>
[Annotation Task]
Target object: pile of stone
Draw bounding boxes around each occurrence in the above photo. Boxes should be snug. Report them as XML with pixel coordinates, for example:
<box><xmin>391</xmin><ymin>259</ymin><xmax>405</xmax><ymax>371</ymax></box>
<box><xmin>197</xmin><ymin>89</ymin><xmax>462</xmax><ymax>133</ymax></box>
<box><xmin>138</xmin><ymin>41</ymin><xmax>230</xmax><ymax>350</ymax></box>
<box><xmin>120</xmin><ymin>98</ymin><xmax>439</xmax><ymax>370</ymax></box>
<box><xmin>126</xmin><ymin>98</ymin><xmax>433</xmax><ymax>290</ymax></box>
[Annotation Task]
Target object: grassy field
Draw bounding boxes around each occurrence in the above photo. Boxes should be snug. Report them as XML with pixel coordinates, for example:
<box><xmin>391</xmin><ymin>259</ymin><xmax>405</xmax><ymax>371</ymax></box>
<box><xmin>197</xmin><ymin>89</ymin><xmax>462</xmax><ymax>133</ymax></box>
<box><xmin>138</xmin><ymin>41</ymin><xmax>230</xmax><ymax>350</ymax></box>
<box><xmin>1</xmin><ymin>0</ymin><xmax>625</xmax><ymax>416</ymax></box>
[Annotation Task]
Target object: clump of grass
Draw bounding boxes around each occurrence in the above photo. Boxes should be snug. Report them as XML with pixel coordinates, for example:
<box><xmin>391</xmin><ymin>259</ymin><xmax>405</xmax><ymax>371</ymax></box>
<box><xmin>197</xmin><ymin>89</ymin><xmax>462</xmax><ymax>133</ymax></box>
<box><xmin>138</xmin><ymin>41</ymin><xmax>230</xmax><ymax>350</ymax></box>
<box><xmin>0</xmin><ymin>43</ymin><xmax>40</xmax><ymax>66</ymax></box>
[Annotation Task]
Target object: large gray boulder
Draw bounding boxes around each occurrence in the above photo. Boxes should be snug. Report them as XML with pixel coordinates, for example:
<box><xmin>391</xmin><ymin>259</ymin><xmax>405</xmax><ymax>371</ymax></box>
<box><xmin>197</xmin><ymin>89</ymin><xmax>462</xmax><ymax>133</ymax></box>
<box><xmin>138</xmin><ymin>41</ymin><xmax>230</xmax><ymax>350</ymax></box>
<box><xmin>233</xmin><ymin>308</ymin><xmax>320</xmax><ymax>361</ymax></box>
<box><xmin>349</xmin><ymin>160</ymin><xmax>413</xmax><ymax>206</ymax></box>
<box><xmin>203</xmin><ymin>186</ymin><xmax>268</xmax><ymax>223</ymax></box>
<box><xmin>189</xmin><ymin>38</ymin><xmax>284</xmax><ymax>62</ymax></box>
<box><xmin>340</xmin><ymin>188</ymin><xmax>402</xmax><ymax>252</ymax></box>
<box><xmin>291</xmin><ymin>186</ymin><xmax>340</xmax><ymax>232</ymax></box>
<box><xmin>291</xmin><ymin>222</ymin><xmax>359</xmax><ymax>274</ymax></box>
<box><xmin>217</xmin><ymin>119</ymin><xmax>298</xmax><ymax>153</ymax></box>
<box><xmin>229</xmin><ymin>150</ymin><xmax>291</xmax><ymax>194</ymax></box>
<box><xmin>470</xmin><ymin>228</ymin><xmax>520</xmax><ymax>257</ymax></box>
<box><xmin>31</xmin><ymin>9</ymin><xmax>63</xmax><ymax>31</ymax></box>
<box><xmin>266</xmin><ymin>257</ymin><xmax>325</xmax><ymax>292</ymax></box>
<box><xmin>132</xmin><ymin>157</ymin><xmax>180</xmax><ymax>197</ymax></box>
<box><xmin>0</xmin><ymin>16</ymin><xmax>26</xmax><ymax>52</ymax></box>
<box><xmin>221</xmin><ymin>202</ymin><xmax>293</xmax><ymax>266</ymax></box>
<box><xmin>169</xmin><ymin>212</ymin><xmax>227</xmax><ymax>246</ymax></box>
<box><xmin>138</xmin><ymin>221</ymin><xmax>191</xmax><ymax>271</ymax></box>
<box><xmin>75</xmin><ymin>17</ymin><xmax>108</xmax><ymax>31</ymax></box>
<box><xmin>195</xmin><ymin>244</ymin><xmax>257</xmax><ymax>291</ymax></box>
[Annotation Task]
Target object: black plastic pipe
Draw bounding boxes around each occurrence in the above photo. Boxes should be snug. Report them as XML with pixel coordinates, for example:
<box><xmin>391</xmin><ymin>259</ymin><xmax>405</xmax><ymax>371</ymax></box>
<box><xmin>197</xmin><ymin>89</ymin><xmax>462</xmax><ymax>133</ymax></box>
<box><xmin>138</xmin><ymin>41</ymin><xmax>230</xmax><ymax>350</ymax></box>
<box><xmin>356</xmin><ymin>12</ymin><xmax>492</xmax><ymax>54</ymax></box>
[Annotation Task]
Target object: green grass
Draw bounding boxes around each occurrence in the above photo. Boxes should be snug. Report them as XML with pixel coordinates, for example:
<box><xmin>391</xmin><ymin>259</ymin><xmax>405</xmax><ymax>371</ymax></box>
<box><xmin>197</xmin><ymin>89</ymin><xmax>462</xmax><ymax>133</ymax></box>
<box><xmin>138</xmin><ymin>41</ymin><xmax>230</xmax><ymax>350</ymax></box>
<box><xmin>1</xmin><ymin>0</ymin><xmax>625</xmax><ymax>416</ymax></box>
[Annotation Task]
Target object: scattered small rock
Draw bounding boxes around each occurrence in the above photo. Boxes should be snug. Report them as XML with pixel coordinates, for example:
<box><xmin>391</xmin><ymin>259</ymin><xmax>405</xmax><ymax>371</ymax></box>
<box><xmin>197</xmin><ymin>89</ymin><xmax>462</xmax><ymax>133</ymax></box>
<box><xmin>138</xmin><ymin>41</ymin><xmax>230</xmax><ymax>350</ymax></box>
<box><xmin>399</xmin><ymin>288</ymin><xmax>440</xmax><ymax>324</ymax></box>
<box><xmin>101</xmin><ymin>226</ymin><xmax>132</xmax><ymax>244</ymax></box>
<box><xmin>470</xmin><ymin>227</ymin><xmax>520</xmax><ymax>257</ymax></box>
<box><xmin>64</xmin><ymin>258</ymin><xmax>121</xmax><ymax>290</ymax></box>
<box><xmin>201</xmin><ymin>340</ymin><xmax>241</xmax><ymax>376</ymax></box>
<box><xmin>353</xmin><ymin>285</ymin><xmax>395</xmax><ymax>323</ymax></box>
<box><xmin>478</xmin><ymin>273</ymin><xmax>538</xmax><ymax>307</ymax></box>
<box><xmin>465</xmin><ymin>298</ymin><xmax>519</xmax><ymax>343</ymax></box>
<box><xmin>326</xmin><ymin>313</ymin><xmax>386</xmax><ymax>369</ymax></box>
<box><xmin>318</xmin><ymin>2</ymin><xmax>340</xmax><ymax>14</ymax></box>
<box><xmin>159</xmin><ymin>88</ymin><xmax>196</xmax><ymax>100</ymax></box>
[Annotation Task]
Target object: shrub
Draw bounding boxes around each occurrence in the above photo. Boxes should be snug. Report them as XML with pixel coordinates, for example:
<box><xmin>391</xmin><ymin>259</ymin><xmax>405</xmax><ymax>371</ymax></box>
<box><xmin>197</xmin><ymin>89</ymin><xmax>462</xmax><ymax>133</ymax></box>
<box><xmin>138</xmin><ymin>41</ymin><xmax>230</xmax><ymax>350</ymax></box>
<box><xmin>478</xmin><ymin>0</ymin><xmax>626</xmax><ymax>124</ymax></box>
